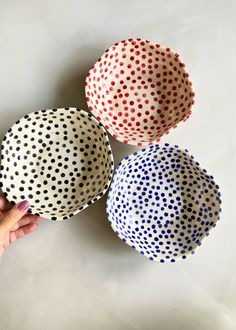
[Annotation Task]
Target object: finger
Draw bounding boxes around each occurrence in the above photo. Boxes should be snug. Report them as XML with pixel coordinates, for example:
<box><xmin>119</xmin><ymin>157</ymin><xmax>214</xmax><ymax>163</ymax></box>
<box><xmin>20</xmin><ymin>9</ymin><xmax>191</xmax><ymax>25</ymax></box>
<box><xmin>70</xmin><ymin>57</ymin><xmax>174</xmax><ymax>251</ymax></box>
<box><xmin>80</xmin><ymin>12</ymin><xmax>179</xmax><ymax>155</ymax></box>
<box><xmin>0</xmin><ymin>200</ymin><xmax>30</xmax><ymax>233</ymax></box>
<box><xmin>11</xmin><ymin>215</ymin><xmax>42</xmax><ymax>231</ymax></box>
<box><xmin>19</xmin><ymin>214</ymin><xmax>42</xmax><ymax>226</ymax></box>
<box><xmin>9</xmin><ymin>223</ymin><xmax>38</xmax><ymax>244</ymax></box>
<box><xmin>0</xmin><ymin>194</ymin><xmax>11</xmax><ymax>211</ymax></box>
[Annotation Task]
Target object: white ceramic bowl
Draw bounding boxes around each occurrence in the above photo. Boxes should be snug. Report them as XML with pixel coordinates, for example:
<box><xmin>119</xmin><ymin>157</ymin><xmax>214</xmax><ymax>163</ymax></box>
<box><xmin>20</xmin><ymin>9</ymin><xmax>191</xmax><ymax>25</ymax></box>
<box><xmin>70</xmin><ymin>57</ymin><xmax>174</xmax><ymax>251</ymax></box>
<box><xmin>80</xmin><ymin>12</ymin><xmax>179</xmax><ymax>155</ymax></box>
<box><xmin>86</xmin><ymin>38</ymin><xmax>194</xmax><ymax>146</ymax></box>
<box><xmin>107</xmin><ymin>144</ymin><xmax>222</xmax><ymax>262</ymax></box>
<box><xmin>0</xmin><ymin>108</ymin><xmax>114</xmax><ymax>220</ymax></box>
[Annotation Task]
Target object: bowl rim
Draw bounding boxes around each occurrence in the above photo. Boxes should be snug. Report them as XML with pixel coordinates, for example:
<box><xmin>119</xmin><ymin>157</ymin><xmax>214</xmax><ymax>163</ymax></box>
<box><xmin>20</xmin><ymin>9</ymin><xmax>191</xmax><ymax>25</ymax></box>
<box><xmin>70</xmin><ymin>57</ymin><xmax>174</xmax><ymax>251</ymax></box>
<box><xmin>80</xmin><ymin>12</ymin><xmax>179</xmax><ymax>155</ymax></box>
<box><xmin>106</xmin><ymin>143</ymin><xmax>222</xmax><ymax>262</ymax></box>
<box><xmin>0</xmin><ymin>107</ymin><xmax>114</xmax><ymax>221</ymax></box>
<box><xmin>85</xmin><ymin>38</ymin><xmax>195</xmax><ymax>147</ymax></box>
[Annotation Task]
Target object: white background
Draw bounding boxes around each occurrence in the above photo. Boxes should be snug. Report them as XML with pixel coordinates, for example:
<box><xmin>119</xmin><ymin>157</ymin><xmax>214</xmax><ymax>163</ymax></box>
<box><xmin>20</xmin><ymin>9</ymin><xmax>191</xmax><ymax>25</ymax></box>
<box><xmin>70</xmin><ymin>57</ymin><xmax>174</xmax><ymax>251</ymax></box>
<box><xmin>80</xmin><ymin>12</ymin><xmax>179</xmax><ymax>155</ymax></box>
<box><xmin>0</xmin><ymin>1</ymin><xmax>235</xmax><ymax>329</ymax></box>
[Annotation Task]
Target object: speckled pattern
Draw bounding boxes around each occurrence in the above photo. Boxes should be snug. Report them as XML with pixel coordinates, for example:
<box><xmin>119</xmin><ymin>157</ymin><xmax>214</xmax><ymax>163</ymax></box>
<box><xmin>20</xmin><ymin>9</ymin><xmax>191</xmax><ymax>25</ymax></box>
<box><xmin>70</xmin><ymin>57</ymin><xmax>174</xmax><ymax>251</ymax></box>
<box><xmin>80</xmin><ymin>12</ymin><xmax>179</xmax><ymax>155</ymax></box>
<box><xmin>0</xmin><ymin>108</ymin><xmax>114</xmax><ymax>220</ymax></box>
<box><xmin>107</xmin><ymin>144</ymin><xmax>222</xmax><ymax>262</ymax></box>
<box><xmin>86</xmin><ymin>38</ymin><xmax>194</xmax><ymax>146</ymax></box>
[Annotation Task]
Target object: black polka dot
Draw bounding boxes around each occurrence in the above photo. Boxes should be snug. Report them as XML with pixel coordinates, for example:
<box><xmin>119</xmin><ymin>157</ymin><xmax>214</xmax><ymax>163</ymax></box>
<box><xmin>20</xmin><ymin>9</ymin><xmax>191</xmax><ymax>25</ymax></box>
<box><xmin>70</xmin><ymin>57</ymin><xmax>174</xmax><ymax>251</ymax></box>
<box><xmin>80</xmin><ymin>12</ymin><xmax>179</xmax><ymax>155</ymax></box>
<box><xmin>0</xmin><ymin>108</ymin><xmax>114</xmax><ymax>220</ymax></box>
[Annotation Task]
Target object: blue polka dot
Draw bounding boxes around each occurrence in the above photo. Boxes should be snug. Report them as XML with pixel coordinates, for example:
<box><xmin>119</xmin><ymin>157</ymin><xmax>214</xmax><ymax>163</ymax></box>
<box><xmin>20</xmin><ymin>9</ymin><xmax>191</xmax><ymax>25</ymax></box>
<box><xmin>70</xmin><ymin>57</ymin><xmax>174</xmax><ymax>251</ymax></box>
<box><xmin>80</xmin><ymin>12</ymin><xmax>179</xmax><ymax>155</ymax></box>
<box><xmin>106</xmin><ymin>144</ymin><xmax>222</xmax><ymax>262</ymax></box>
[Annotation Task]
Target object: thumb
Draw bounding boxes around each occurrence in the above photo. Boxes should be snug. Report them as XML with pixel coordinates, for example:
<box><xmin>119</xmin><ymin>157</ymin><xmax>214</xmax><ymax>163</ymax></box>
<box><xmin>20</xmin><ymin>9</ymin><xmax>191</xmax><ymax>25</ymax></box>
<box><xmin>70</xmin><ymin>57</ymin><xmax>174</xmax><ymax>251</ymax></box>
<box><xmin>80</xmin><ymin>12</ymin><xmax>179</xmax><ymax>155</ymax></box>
<box><xmin>0</xmin><ymin>200</ymin><xmax>29</xmax><ymax>233</ymax></box>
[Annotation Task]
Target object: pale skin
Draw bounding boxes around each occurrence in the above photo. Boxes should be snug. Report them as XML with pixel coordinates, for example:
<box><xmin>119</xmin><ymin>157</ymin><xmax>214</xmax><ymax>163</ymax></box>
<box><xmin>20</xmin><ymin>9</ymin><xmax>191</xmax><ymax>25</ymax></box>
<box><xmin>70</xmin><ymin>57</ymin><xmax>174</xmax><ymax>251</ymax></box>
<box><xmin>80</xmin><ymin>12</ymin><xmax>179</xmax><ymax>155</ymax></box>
<box><xmin>0</xmin><ymin>194</ymin><xmax>41</xmax><ymax>260</ymax></box>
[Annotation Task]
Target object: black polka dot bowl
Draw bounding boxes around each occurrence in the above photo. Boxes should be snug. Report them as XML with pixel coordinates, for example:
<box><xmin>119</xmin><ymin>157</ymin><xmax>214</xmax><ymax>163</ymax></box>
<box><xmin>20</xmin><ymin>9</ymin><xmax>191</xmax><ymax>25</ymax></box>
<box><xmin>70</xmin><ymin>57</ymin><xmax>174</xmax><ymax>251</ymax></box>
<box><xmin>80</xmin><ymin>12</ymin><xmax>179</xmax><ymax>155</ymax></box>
<box><xmin>0</xmin><ymin>108</ymin><xmax>114</xmax><ymax>220</ymax></box>
<box><xmin>106</xmin><ymin>144</ymin><xmax>222</xmax><ymax>262</ymax></box>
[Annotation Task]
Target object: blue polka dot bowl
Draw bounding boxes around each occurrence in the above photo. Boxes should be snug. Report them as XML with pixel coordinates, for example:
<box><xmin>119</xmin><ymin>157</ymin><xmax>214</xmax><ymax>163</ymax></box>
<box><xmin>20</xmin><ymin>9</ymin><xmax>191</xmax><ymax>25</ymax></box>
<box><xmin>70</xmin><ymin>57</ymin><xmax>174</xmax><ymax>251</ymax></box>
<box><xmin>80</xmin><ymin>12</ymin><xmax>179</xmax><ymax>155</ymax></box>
<box><xmin>106</xmin><ymin>144</ymin><xmax>222</xmax><ymax>262</ymax></box>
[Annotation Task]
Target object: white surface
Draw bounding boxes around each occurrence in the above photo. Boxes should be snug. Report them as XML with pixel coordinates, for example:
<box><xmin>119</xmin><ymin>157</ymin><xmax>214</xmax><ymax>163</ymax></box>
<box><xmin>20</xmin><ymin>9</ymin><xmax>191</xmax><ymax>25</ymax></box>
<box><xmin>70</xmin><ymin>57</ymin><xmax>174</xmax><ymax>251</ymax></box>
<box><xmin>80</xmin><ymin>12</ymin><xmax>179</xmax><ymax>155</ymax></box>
<box><xmin>0</xmin><ymin>1</ymin><xmax>235</xmax><ymax>329</ymax></box>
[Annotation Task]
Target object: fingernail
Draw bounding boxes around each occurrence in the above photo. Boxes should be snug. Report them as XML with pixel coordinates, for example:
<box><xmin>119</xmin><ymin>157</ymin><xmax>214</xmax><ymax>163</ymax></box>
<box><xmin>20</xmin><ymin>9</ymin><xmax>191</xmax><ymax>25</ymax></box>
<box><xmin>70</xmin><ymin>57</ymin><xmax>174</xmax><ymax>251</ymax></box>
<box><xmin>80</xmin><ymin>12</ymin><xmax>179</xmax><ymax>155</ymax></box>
<box><xmin>17</xmin><ymin>200</ymin><xmax>29</xmax><ymax>212</ymax></box>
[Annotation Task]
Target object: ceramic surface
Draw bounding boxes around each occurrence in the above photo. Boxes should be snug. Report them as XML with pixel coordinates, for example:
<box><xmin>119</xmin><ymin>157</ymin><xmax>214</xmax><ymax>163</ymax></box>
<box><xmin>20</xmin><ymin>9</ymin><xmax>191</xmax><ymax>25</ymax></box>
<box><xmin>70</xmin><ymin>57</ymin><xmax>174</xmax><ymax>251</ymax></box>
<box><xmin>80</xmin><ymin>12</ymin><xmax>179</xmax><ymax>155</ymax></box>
<box><xmin>107</xmin><ymin>144</ymin><xmax>222</xmax><ymax>262</ymax></box>
<box><xmin>86</xmin><ymin>38</ymin><xmax>194</xmax><ymax>146</ymax></box>
<box><xmin>0</xmin><ymin>108</ymin><xmax>114</xmax><ymax>220</ymax></box>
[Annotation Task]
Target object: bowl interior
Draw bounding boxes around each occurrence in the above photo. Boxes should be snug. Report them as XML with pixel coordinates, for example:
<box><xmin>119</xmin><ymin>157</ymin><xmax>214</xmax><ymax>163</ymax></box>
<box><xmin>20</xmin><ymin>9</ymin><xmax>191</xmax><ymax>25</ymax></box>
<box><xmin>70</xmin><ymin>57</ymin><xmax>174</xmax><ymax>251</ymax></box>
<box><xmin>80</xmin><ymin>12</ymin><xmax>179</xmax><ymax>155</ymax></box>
<box><xmin>107</xmin><ymin>144</ymin><xmax>221</xmax><ymax>262</ymax></box>
<box><xmin>0</xmin><ymin>108</ymin><xmax>113</xmax><ymax>220</ymax></box>
<box><xmin>86</xmin><ymin>39</ymin><xmax>194</xmax><ymax>146</ymax></box>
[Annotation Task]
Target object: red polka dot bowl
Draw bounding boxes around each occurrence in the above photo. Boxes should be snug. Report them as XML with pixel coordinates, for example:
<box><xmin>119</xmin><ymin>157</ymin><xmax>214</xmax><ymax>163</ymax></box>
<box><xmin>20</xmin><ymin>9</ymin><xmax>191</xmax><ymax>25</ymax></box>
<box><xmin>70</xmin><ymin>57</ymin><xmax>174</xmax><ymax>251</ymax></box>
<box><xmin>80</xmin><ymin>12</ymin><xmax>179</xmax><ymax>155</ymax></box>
<box><xmin>85</xmin><ymin>39</ymin><xmax>195</xmax><ymax>146</ymax></box>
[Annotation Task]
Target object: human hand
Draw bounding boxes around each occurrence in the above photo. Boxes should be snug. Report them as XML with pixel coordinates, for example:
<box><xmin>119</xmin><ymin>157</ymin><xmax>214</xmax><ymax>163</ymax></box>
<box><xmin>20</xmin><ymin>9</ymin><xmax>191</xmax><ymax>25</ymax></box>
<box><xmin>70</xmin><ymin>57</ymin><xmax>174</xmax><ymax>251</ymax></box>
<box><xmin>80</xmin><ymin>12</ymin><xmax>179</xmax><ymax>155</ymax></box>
<box><xmin>0</xmin><ymin>194</ymin><xmax>41</xmax><ymax>260</ymax></box>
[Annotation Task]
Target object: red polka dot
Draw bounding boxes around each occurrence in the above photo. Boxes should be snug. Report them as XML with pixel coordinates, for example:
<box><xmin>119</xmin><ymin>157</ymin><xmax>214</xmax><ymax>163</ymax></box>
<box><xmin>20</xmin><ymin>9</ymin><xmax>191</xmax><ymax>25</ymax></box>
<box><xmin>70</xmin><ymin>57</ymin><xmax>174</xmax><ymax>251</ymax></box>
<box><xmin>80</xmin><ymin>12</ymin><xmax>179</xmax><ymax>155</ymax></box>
<box><xmin>86</xmin><ymin>38</ymin><xmax>195</xmax><ymax>146</ymax></box>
